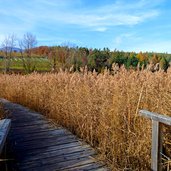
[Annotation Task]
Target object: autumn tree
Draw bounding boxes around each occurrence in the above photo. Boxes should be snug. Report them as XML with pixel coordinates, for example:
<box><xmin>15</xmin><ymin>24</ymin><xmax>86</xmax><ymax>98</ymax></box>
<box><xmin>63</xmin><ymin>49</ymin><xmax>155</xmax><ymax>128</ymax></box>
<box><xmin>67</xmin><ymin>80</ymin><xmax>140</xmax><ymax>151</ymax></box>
<box><xmin>19</xmin><ymin>33</ymin><xmax>37</xmax><ymax>73</ymax></box>
<box><xmin>79</xmin><ymin>47</ymin><xmax>89</xmax><ymax>65</ymax></box>
<box><xmin>1</xmin><ymin>34</ymin><xmax>16</xmax><ymax>73</ymax></box>
<box><xmin>48</xmin><ymin>47</ymin><xmax>58</xmax><ymax>71</ymax></box>
<box><xmin>88</xmin><ymin>49</ymin><xmax>109</xmax><ymax>72</ymax></box>
<box><xmin>126</xmin><ymin>52</ymin><xmax>139</xmax><ymax>69</ymax></box>
<box><xmin>108</xmin><ymin>51</ymin><xmax>126</xmax><ymax>68</ymax></box>
<box><xmin>66</xmin><ymin>47</ymin><xmax>89</xmax><ymax>72</ymax></box>
<box><xmin>159</xmin><ymin>57</ymin><xmax>169</xmax><ymax>71</ymax></box>
<box><xmin>31</xmin><ymin>46</ymin><xmax>49</xmax><ymax>57</ymax></box>
<box><xmin>48</xmin><ymin>46</ymin><xmax>71</xmax><ymax>71</ymax></box>
<box><xmin>136</xmin><ymin>52</ymin><xmax>148</xmax><ymax>67</ymax></box>
<box><xmin>150</xmin><ymin>54</ymin><xmax>160</xmax><ymax>64</ymax></box>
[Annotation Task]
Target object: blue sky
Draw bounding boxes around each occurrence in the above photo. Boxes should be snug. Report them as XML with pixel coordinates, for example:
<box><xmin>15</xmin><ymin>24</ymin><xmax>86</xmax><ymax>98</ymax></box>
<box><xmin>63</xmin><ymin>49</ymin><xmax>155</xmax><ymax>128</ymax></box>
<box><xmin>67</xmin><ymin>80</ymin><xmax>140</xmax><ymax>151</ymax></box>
<box><xmin>0</xmin><ymin>0</ymin><xmax>171</xmax><ymax>52</ymax></box>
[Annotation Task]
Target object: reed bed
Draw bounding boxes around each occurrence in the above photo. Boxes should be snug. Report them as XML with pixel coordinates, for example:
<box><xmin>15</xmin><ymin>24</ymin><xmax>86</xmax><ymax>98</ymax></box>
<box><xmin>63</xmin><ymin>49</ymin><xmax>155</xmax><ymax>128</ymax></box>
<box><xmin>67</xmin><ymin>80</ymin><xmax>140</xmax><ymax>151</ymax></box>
<box><xmin>0</xmin><ymin>67</ymin><xmax>170</xmax><ymax>170</ymax></box>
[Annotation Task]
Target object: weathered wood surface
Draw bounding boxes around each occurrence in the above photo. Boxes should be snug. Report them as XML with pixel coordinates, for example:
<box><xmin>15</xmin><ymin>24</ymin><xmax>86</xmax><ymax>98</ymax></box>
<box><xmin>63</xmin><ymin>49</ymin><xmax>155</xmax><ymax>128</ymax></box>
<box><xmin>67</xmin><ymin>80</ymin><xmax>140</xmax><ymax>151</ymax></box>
<box><xmin>0</xmin><ymin>119</ymin><xmax>11</xmax><ymax>154</ymax></box>
<box><xmin>0</xmin><ymin>99</ymin><xmax>109</xmax><ymax>171</ymax></box>
<box><xmin>139</xmin><ymin>109</ymin><xmax>171</xmax><ymax>126</ymax></box>
<box><xmin>151</xmin><ymin>120</ymin><xmax>162</xmax><ymax>171</ymax></box>
<box><xmin>139</xmin><ymin>109</ymin><xmax>171</xmax><ymax>171</ymax></box>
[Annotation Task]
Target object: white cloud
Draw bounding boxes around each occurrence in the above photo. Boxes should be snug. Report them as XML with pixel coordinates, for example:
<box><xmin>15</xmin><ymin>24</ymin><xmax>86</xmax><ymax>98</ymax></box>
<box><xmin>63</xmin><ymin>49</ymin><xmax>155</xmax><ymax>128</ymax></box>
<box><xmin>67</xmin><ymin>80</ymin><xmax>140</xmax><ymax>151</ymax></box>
<box><xmin>114</xmin><ymin>33</ymin><xmax>136</xmax><ymax>45</ymax></box>
<box><xmin>110</xmin><ymin>36</ymin><xmax>171</xmax><ymax>53</ymax></box>
<box><xmin>94</xmin><ymin>27</ymin><xmax>108</xmax><ymax>32</ymax></box>
<box><xmin>115</xmin><ymin>36</ymin><xmax>122</xmax><ymax>45</ymax></box>
<box><xmin>0</xmin><ymin>0</ymin><xmax>165</xmax><ymax>49</ymax></box>
<box><xmin>0</xmin><ymin>0</ymin><xmax>160</xmax><ymax>33</ymax></box>
<box><xmin>38</xmin><ymin>0</ymin><xmax>160</xmax><ymax>30</ymax></box>
<box><xmin>131</xmin><ymin>40</ymin><xmax>171</xmax><ymax>53</ymax></box>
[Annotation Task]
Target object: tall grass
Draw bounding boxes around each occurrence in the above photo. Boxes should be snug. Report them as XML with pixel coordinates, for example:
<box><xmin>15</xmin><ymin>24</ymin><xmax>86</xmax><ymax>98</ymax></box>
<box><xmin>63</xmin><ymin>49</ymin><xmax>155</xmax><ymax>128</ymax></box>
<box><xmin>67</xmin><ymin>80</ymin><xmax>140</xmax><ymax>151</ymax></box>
<box><xmin>0</xmin><ymin>67</ymin><xmax>170</xmax><ymax>170</ymax></box>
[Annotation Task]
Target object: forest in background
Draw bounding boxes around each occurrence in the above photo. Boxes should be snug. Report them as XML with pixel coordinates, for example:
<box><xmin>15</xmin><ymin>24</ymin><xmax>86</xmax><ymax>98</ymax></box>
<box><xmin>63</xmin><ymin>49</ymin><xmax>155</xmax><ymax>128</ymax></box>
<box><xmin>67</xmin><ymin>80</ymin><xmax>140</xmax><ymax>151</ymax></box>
<box><xmin>0</xmin><ymin>33</ymin><xmax>171</xmax><ymax>73</ymax></box>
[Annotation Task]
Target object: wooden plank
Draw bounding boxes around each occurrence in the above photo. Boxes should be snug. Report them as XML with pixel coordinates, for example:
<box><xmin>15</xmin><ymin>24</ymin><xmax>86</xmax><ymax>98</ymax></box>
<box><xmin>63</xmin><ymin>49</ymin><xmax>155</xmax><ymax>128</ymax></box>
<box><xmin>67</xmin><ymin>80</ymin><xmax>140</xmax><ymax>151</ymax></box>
<box><xmin>14</xmin><ymin>142</ymin><xmax>85</xmax><ymax>158</ymax></box>
<box><xmin>0</xmin><ymin>119</ymin><xmax>11</xmax><ymax>154</ymax></box>
<box><xmin>62</xmin><ymin>163</ymin><xmax>105</xmax><ymax>171</ymax></box>
<box><xmin>11</xmin><ymin>113</ymin><xmax>45</xmax><ymax>119</ymax></box>
<box><xmin>9</xmin><ymin>127</ymin><xmax>52</xmax><ymax>135</ymax></box>
<box><xmin>10</xmin><ymin>120</ymin><xmax>50</xmax><ymax>127</ymax></box>
<box><xmin>18</xmin><ymin>149</ymin><xmax>95</xmax><ymax>169</ymax></box>
<box><xmin>9</xmin><ymin>129</ymin><xmax>72</xmax><ymax>142</ymax></box>
<box><xmin>10</xmin><ymin>123</ymin><xmax>52</xmax><ymax>130</ymax></box>
<box><xmin>13</xmin><ymin>138</ymin><xmax>78</xmax><ymax>152</ymax></box>
<box><xmin>7</xmin><ymin>142</ymin><xmax>84</xmax><ymax>161</ymax></box>
<box><xmin>139</xmin><ymin>110</ymin><xmax>171</xmax><ymax>125</ymax></box>
<box><xmin>10</xmin><ymin>117</ymin><xmax>46</xmax><ymax>122</ymax></box>
<box><xmin>19</xmin><ymin>145</ymin><xmax>94</xmax><ymax>163</ymax></box>
<box><xmin>14</xmin><ymin>134</ymin><xmax>77</xmax><ymax>147</ymax></box>
<box><xmin>55</xmin><ymin>158</ymin><xmax>97</xmax><ymax>170</ymax></box>
<box><xmin>19</xmin><ymin>158</ymin><xmax>96</xmax><ymax>171</ymax></box>
<box><xmin>8</xmin><ymin>128</ymin><xmax>58</xmax><ymax>137</ymax></box>
<box><xmin>15</xmin><ymin>134</ymin><xmax>75</xmax><ymax>144</ymax></box>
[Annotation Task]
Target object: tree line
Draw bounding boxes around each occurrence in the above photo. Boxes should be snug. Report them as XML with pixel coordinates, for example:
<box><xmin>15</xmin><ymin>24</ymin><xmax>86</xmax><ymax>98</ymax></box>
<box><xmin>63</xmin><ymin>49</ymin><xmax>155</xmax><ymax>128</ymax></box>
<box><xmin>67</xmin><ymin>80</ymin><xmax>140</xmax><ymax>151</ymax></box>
<box><xmin>0</xmin><ymin>33</ymin><xmax>171</xmax><ymax>73</ymax></box>
<box><xmin>33</xmin><ymin>46</ymin><xmax>171</xmax><ymax>72</ymax></box>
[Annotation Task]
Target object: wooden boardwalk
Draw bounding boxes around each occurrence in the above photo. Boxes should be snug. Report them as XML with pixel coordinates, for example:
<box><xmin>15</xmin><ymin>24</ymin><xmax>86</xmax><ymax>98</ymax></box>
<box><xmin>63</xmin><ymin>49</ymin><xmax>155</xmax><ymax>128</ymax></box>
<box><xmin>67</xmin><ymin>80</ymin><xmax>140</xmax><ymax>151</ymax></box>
<box><xmin>0</xmin><ymin>99</ymin><xmax>109</xmax><ymax>171</ymax></box>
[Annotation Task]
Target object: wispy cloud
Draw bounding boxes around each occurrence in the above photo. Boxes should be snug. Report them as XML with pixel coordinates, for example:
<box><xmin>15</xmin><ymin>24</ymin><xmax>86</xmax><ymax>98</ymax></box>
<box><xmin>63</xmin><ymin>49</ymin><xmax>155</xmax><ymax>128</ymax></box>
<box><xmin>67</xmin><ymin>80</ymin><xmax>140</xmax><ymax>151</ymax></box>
<box><xmin>114</xmin><ymin>33</ymin><xmax>135</xmax><ymax>45</ymax></box>
<box><xmin>0</xmin><ymin>0</ymin><xmax>169</xmax><ymax>52</ymax></box>
<box><xmin>36</xmin><ymin>0</ymin><xmax>160</xmax><ymax>31</ymax></box>
<box><xmin>130</xmin><ymin>40</ymin><xmax>171</xmax><ymax>53</ymax></box>
<box><xmin>0</xmin><ymin>0</ymin><xmax>160</xmax><ymax>33</ymax></box>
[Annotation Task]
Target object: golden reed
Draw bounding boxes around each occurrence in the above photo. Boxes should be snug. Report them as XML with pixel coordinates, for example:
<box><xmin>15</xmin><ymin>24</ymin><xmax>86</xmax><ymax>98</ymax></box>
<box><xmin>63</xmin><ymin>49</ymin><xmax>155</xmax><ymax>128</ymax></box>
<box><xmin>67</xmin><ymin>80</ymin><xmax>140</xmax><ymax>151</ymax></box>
<box><xmin>0</xmin><ymin>67</ymin><xmax>170</xmax><ymax>170</ymax></box>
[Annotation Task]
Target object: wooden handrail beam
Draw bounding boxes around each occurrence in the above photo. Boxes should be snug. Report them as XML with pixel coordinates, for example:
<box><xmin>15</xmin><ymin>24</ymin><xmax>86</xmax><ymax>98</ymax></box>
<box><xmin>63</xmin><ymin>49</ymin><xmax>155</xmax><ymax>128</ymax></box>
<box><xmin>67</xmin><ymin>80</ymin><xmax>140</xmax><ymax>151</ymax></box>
<box><xmin>139</xmin><ymin>110</ymin><xmax>171</xmax><ymax>126</ymax></box>
<box><xmin>0</xmin><ymin>119</ymin><xmax>11</xmax><ymax>155</ymax></box>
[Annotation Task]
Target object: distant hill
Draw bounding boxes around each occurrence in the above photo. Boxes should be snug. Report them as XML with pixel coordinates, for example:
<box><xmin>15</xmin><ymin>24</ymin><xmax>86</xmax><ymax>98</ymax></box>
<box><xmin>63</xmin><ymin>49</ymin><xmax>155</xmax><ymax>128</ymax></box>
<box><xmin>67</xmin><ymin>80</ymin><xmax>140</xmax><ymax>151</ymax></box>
<box><xmin>0</xmin><ymin>47</ymin><xmax>21</xmax><ymax>52</ymax></box>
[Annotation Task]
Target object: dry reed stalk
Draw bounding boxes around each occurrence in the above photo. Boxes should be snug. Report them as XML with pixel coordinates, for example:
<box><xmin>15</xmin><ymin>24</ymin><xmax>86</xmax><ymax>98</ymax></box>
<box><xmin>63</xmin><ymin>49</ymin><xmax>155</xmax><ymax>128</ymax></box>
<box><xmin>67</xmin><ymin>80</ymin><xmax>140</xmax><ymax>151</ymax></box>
<box><xmin>0</xmin><ymin>68</ymin><xmax>170</xmax><ymax>170</ymax></box>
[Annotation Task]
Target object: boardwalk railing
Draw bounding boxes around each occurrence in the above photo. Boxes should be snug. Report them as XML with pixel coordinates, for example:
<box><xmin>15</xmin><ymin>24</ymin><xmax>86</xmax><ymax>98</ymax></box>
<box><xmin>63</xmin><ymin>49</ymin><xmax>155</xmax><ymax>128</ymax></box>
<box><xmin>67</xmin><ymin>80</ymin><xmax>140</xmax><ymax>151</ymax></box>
<box><xmin>0</xmin><ymin>119</ymin><xmax>11</xmax><ymax>155</ymax></box>
<box><xmin>139</xmin><ymin>110</ymin><xmax>171</xmax><ymax>171</ymax></box>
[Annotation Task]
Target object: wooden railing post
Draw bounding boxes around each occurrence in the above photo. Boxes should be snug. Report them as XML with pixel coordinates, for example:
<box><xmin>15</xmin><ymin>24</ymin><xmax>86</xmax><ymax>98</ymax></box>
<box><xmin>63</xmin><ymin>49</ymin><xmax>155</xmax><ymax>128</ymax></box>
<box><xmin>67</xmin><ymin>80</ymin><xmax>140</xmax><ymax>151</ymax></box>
<box><xmin>151</xmin><ymin>120</ymin><xmax>162</xmax><ymax>171</ymax></box>
<box><xmin>139</xmin><ymin>110</ymin><xmax>171</xmax><ymax>171</ymax></box>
